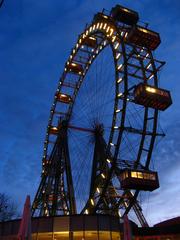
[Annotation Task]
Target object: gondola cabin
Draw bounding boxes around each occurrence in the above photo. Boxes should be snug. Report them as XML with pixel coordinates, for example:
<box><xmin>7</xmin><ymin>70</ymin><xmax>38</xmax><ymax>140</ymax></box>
<box><xmin>66</xmin><ymin>62</ymin><xmax>83</xmax><ymax>75</ymax></box>
<box><xmin>93</xmin><ymin>12</ymin><xmax>111</xmax><ymax>23</ymax></box>
<box><xmin>127</xmin><ymin>26</ymin><xmax>161</xmax><ymax>50</ymax></box>
<box><xmin>56</xmin><ymin>93</ymin><xmax>72</xmax><ymax>104</ymax></box>
<box><xmin>49</xmin><ymin>126</ymin><xmax>59</xmax><ymax>135</ymax></box>
<box><xmin>134</xmin><ymin>83</ymin><xmax>172</xmax><ymax>111</ymax></box>
<box><xmin>83</xmin><ymin>36</ymin><xmax>97</xmax><ymax>48</ymax></box>
<box><xmin>111</xmin><ymin>5</ymin><xmax>139</xmax><ymax>25</ymax></box>
<box><xmin>119</xmin><ymin>169</ymin><xmax>159</xmax><ymax>191</ymax></box>
<box><xmin>48</xmin><ymin>194</ymin><xmax>56</xmax><ymax>202</ymax></box>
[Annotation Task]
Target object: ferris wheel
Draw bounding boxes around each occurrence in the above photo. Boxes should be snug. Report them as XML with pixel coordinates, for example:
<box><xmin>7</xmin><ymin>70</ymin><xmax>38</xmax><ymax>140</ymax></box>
<box><xmin>32</xmin><ymin>5</ymin><xmax>172</xmax><ymax>226</ymax></box>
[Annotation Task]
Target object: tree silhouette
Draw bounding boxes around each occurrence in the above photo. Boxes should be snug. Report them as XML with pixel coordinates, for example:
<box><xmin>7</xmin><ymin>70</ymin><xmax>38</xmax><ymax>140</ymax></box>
<box><xmin>0</xmin><ymin>193</ymin><xmax>18</xmax><ymax>222</ymax></box>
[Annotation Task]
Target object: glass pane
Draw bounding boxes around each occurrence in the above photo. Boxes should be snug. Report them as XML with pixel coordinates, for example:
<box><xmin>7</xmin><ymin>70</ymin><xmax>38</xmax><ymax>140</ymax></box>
<box><xmin>131</xmin><ymin>171</ymin><xmax>137</xmax><ymax>178</ymax></box>
<box><xmin>85</xmin><ymin>230</ymin><xmax>98</xmax><ymax>240</ymax></box>
<box><xmin>53</xmin><ymin>232</ymin><xmax>69</xmax><ymax>240</ymax></box>
<box><xmin>99</xmin><ymin>231</ymin><xmax>111</xmax><ymax>240</ymax></box>
<box><xmin>112</xmin><ymin>231</ymin><xmax>121</xmax><ymax>240</ymax></box>
<box><xmin>37</xmin><ymin>232</ymin><xmax>53</xmax><ymax>240</ymax></box>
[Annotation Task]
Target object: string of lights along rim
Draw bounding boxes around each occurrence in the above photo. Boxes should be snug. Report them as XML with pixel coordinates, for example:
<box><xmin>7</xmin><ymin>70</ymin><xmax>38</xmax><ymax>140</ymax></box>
<box><xmin>32</xmin><ymin>4</ymin><xmax>172</xmax><ymax>227</ymax></box>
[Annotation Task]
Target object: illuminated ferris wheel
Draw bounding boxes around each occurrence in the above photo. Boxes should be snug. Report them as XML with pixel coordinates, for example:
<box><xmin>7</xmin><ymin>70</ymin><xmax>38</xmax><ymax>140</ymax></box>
<box><xmin>32</xmin><ymin>5</ymin><xmax>172</xmax><ymax>226</ymax></box>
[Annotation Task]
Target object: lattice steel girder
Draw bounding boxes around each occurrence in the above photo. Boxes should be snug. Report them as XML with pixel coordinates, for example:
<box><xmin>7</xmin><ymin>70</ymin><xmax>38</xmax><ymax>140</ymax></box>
<box><xmin>32</xmin><ymin>123</ymin><xmax>76</xmax><ymax>217</ymax></box>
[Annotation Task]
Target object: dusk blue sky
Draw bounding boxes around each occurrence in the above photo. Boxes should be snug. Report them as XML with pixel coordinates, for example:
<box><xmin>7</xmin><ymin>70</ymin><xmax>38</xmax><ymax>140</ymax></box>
<box><xmin>0</xmin><ymin>0</ymin><xmax>180</xmax><ymax>226</ymax></box>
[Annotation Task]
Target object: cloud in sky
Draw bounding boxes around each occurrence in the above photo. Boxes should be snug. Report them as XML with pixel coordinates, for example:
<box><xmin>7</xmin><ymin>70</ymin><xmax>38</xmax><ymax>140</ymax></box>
<box><xmin>0</xmin><ymin>0</ymin><xmax>179</xmax><ymax>225</ymax></box>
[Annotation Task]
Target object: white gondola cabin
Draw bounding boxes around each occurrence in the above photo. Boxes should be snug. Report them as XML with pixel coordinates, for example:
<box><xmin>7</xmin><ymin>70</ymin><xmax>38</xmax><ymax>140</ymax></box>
<box><xmin>111</xmin><ymin>5</ymin><xmax>139</xmax><ymax>25</ymax></box>
<box><xmin>134</xmin><ymin>83</ymin><xmax>172</xmax><ymax>111</ymax></box>
<box><xmin>119</xmin><ymin>168</ymin><xmax>159</xmax><ymax>191</ymax></box>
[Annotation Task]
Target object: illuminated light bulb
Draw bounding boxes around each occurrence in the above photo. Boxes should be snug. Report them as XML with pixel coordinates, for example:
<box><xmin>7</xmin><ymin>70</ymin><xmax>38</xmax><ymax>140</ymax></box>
<box><xmin>112</xmin><ymin>35</ymin><xmax>116</xmax><ymax>42</ymax></box>
<box><xmin>90</xmin><ymin>198</ymin><xmax>94</xmax><ymax>206</ymax></box>
<box><xmin>114</xmin><ymin>42</ymin><xmax>119</xmax><ymax>49</ymax></box>
<box><xmin>96</xmin><ymin>49</ymin><xmax>99</xmax><ymax>54</ymax></box>
<box><xmin>106</xmin><ymin>26</ymin><xmax>110</xmax><ymax>33</ymax></box>
<box><xmin>121</xmin><ymin>31</ymin><xmax>124</xmax><ymax>36</ymax></box>
<box><xmin>124</xmin><ymin>201</ymin><xmax>128</xmax><ymax>208</ymax></box>
<box><xmin>78</xmin><ymin>71</ymin><xmax>82</xmax><ymax>75</ymax></box>
<box><xmin>81</xmin><ymin>45</ymin><xmax>84</xmax><ymax>49</ymax></box>
<box><xmin>148</xmin><ymin>74</ymin><xmax>154</xmax><ymax>80</ymax></box>
<box><xmin>82</xmin><ymin>34</ymin><xmax>86</xmax><ymax>39</ymax></box>
<box><xmin>85</xmin><ymin>209</ymin><xmax>89</xmax><ymax>214</ymax></box>
<box><xmin>116</xmin><ymin>53</ymin><xmax>121</xmax><ymax>60</ymax></box>
<box><xmin>79</xmin><ymin>38</ymin><xmax>82</xmax><ymax>44</ymax></box>
<box><xmin>96</xmin><ymin>187</ymin><xmax>100</xmax><ymax>193</ymax></box>
<box><xmin>117</xmin><ymin>77</ymin><xmax>122</xmax><ymax>83</ymax></box>
<box><xmin>114</xmin><ymin>126</ymin><xmax>118</xmax><ymax>129</ymax></box>
<box><xmin>147</xmin><ymin>63</ymin><xmax>151</xmax><ymax>69</ymax></box>
<box><xmin>145</xmin><ymin>53</ymin><xmax>149</xmax><ymax>58</ymax></box>
<box><xmin>89</xmin><ymin>26</ymin><xmax>92</xmax><ymax>32</ymax></box>
<box><xmin>118</xmin><ymin>92</ymin><xmax>123</xmax><ymax>97</ymax></box>
<box><xmin>93</xmin><ymin>24</ymin><xmax>96</xmax><ymax>30</ymax></box>
<box><xmin>101</xmin><ymin>173</ymin><xmax>106</xmax><ymax>179</ymax></box>
<box><xmin>104</xmin><ymin>40</ymin><xmax>107</xmax><ymax>46</ymax></box>
<box><xmin>76</xmin><ymin>43</ymin><xmax>79</xmax><ymax>48</ymax></box>
<box><xmin>89</xmin><ymin>36</ymin><xmax>96</xmax><ymax>40</ymax></box>
<box><xmin>91</xmin><ymin>49</ymin><xmax>94</xmax><ymax>52</ymax></box>
<box><xmin>127</xmin><ymin>98</ymin><xmax>130</xmax><ymax>101</ymax></box>
<box><xmin>118</xmin><ymin>64</ymin><xmax>123</xmax><ymax>70</ymax></box>
<box><xmin>118</xmin><ymin>211</ymin><xmax>122</xmax><ymax>217</ymax></box>
<box><xmin>110</xmin><ymin>143</ymin><xmax>114</xmax><ymax>146</ymax></box>
<box><xmin>130</xmin><ymin>191</ymin><xmax>134</xmax><ymax>196</ymax></box>
<box><xmin>109</xmin><ymin>28</ymin><xmax>114</xmax><ymax>36</ymax></box>
<box><xmin>96</xmin><ymin>23</ymin><xmax>100</xmax><ymax>29</ymax></box>
<box><xmin>146</xmin><ymin>86</ymin><xmax>156</xmax><ymax>93</ymax></box>
<box><xmin>99</xmin><ymin>46</ymin><xmax>102</xmax><ymax>50</ymax></box>
<box><xmin>103</xmin><ymin>23</ymin><xmax>107</xmax><ymax>29</ymax></box>
<box><xmin>64</xmin><ymin>68</ymin><xmax>67</xmax><ymax>71</ymax></box>
<box><xmin>116</xmin><ymin>109</ymin><xmax>121</xmax><ymax>113</ymax></box>
<box><xmin>124</xmin><ymin>32</ymin><xmax>128</xmax><ymax>38</ymax></box>
<box><xmin>70</xmin><ymin>55</ymin><xmax>73</xmax><ymax>59</ymax></box>
<box><xmin>73</xmin><ymin>49</ymin><xmax>75</xmax><ymax>53</ymax></box>
<box><xmin>100</xmin><ymin>22</ymin><xmax>103</xmax><ymax>29</ymax></box>
<box><xmin>67</xmin><ymin>61</ymin><xmax>69</xmax><ymax>65</ymax></box>
<box><xmin>71</xmin><ymin>63</ymin><xmax>77</xmax><ymax>66</ymax></box>
<box><xmin>106</xmin><ymin>158</ymin><xmax>111</xmax><ymax>163</ymax></box>
<box><xmin>102</xmin><ymin>15</ymin><xmax>108</xmax><ymax>19</ymax></box>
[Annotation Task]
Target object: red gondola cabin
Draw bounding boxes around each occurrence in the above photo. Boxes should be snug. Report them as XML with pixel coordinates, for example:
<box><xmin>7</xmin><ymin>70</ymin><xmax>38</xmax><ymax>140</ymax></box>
<box><xmin>56</xmin><ymin>93</ymin><xmax>72</xmax><ymax>104</ymax></box>
<box><xmin>119</xmin><ymin>168</ymin><xmax>159</xmax><ymax>191</ymax></box>
<box><xmin>127</xmin><ymin>26</ymin><xmax>161</xmax><ymax>50</ymax></box>
<box><xmin>83</xmin><ymin>36</ymin><xmax>97</xmax><ymax>48</ymax></box>
<box><xmin>66</xmin><ymin>62</ymin><xmax>83</xmax><ymax>75</ymax></box>
<box><xmin>111</xmin><ymin>5</ymin><xmax>139</xmax><ymax>25</ymax></box>
<box><xmin>134</xmin><ymin>83</ymin><xmax>172</xmax><ymax>111</ymax></box>
<box><xmin>49</xmin><ymin>126</ymin><xmax>59</xmax><ymax>135</ymax></box>
<box><xmin>93</xmin><ymin>13</ymin><xmax>112</xmax><ymax>23</ymax></box>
